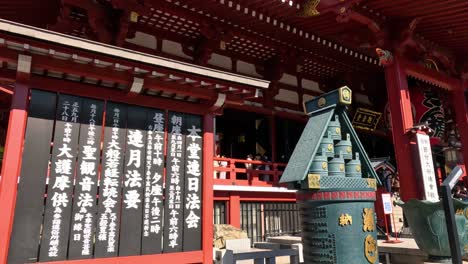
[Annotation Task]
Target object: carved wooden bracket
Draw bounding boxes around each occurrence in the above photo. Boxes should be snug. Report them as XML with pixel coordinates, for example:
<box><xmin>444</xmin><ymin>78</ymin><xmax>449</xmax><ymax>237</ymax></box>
<box><xmin>300</xmin><ymin>0</ymin><xmax>362</xmax><ymax>17</ymax></box>
<box><xmin>375</xmin><ymin>48</ymin><xmax>394</xmax><ymax>66</ymax></box>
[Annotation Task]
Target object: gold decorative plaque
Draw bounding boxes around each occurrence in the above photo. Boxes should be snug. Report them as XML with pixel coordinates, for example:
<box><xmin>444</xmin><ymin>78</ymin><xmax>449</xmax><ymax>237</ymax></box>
<box><xmin>364</xmin><ymin>235</ymin><xmax>378</xmax><ymax>263</ymax></box>
<box><xmin>339</xmin><ymin>214</ymin><xmax>352</xmax><ymax>226</ymax></box>
<box><xmin>362</xmin><ymin>208</ymin><xmax>375</xmax><ymax>232</ymax></box>
<box><xmin>307</xmin><ymin>174</ymin><xmax>321</xmax><ymax>189</ymax></box>
<box><xmin>367</xmin><ymin>178</ymin><xmax>377</xmax><ymax>190</ymax></box>
<box><xmin>339</xmin><ymin>86</ymin><xmax>352</xmax><ymax>105</ymax></box>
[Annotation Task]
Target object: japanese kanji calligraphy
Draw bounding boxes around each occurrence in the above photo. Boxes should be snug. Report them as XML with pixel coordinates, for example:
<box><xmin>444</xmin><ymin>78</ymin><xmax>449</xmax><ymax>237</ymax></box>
<box><xmin>39</xmin><ymin>95</ymin><xmax>82</xmax><ymax>261</ymax></box>
<box><xmin>68</xmin><ymin>99</ymin><xmax>103</xmax><ymax>259</ymax></box>
<box><xmin>95</xmin><ymin>103</ymin><xmax>127</xmax><ymax>257</ymax></box>
<box><xmin>142</xmin><ymin>110</ymin><xmax>166</xmax><ymax>255</ymax></box>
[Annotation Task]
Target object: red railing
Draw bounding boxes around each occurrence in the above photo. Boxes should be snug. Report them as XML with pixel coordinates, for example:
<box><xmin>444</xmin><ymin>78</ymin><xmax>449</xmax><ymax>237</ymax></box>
<box><xmin>213</xmin><ymin>157</ymin><xmax>287</xmax><ymax>187</ymax></box>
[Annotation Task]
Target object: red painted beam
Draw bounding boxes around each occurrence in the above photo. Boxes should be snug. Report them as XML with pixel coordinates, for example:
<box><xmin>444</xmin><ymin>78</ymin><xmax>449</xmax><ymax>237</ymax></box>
<box><xmin>384</xmin><ymin>56</ymin><xmax>420</xmax><ymax>201</ymax></box>
<box><xmin>0</xmin><ymin>55</ymin><xmax>31</xmax><ymax>264</ymax></box>
<box><xmin>454</xmin><ymin>80</ymin><xmax>468</xmax><ymax>177</ymax></box>
<box><xmin>202</xmin><ymin>114</ymin><xmax>215</xmax><ymax>264</ymax></box>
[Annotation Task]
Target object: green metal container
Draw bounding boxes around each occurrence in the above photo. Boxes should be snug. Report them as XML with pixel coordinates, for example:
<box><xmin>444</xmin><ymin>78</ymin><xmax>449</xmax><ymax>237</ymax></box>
<box><xmin>298</xmin><ymin>190</ymin><xmax>378</xmax><ymax>264</ymax></box>
<box><xmin>328</xmin><ymin>154</ymin><xmax>345</xmax><ymax>177</ymax></box>
<box><xmin>318</xmin><ymin>132</ymin><xmax>335</xmax><ymax>158</ymax></box>
<box><xmin>345</xmin><ymin>153</ymin><xmax>362</xmax><ymax>178</ymax></box>
<box><xmin>327</xmin><ymin>115</ymin><xmax>342</xmax><ymax>141</ymax></box>
<box><xmin>335</xmin><ymin>133</ymin><xmax>352</xmax><ymax>160</ymax></box>
<box><xmin>309</xmin><ymin>150</ymin><xmax>329</xmax><ymax>178</ymax></box>
<box><xmin>396</xmin><ymin>199</ymin><xmax>468</xmax><ymax>261</ymax></box>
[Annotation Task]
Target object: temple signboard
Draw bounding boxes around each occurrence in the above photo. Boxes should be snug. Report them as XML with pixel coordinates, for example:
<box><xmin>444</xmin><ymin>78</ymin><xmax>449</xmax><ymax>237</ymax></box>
<box><xmin>352</xmin><ymin>108</ymin><xmax>382</xmax><ymax>131</ymax></box>
<box><xmin>7</xmin><ymin>89</ymin><xmax>205</xmax><ymax>263</ymax></box>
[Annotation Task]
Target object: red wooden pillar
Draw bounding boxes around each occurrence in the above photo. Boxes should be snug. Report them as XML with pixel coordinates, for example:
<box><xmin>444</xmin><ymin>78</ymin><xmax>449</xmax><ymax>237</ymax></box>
<box><xmin>0</xmin><ymin>55</ymin><xmax>31</xmax><ymax>264</ymax></box>
<box><xmin>202</xmin><ymin>114</ymin><xmax>215</xmax><ymax>264</ymax></box>
<box><xmin>384</xmin><ymin>56</ymin><xmax>420</xmax><ymax>201</ymax></box>
<box><xmin>228</xmin><ymin>195</ymin><xmax>241</xmax><ymax>228</ymax></box>
<box><xmin>454</xmin><ymin>80</ymin><xmax>468</xmax><ymax>176</ymax></box>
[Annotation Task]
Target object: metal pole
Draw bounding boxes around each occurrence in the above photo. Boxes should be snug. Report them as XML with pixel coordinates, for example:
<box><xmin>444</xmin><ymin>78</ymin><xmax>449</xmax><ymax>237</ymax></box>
<box><xmin>440</xmin><ymin>184</ymin><xmax>462</xmax><ymax>264</ymax></box>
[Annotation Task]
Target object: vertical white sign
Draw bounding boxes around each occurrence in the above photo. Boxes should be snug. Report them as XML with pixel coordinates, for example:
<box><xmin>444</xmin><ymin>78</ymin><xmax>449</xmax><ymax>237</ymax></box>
<box><xmin>381</xmin><ymin>193</ymin><xmax>393</xmax><ymax>215</ymax></box>
<box><xmin>416</xmin><ymin>133</ymin><xmax>439</xmax><ymax>202</ymax></box>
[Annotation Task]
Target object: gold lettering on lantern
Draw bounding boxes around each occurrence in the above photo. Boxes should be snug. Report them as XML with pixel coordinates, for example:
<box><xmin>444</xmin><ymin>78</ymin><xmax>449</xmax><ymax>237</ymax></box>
<box><xmin>367</xmin><ymin>179</ymin><xmax>377</xmax><ymax>190</ymax></box>
<box><xmin>339</xmin><ymin>214</ymin><xmax>353</xmax><ymax>226</ymax></box>
<box><xmin>364</xmin><ymin>235</ymin><xmax>378</xmax><ymax>263</ymax></box>
<box><xmin>363</xmin><ymin>208</ymin><xmax>375</xmax><ymax>232</ymax></box>
<box><xmin>307</xmin><ymin>174</ymin><xmax>321</xmax><ymax>189</ymax></box>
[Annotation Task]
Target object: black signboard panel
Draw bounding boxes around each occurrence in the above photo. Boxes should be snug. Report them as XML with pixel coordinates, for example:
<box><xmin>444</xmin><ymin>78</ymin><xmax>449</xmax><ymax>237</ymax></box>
<box><xmin>39</xmin><ymin>95</ymin><xmax>82</xmax><ymax>261</ymax></box>
<box><xmin>119</xmin><ymin>106</ymin><xmax>148</xmax><ymax>256</ymax></box>
<box><xmin>94</xmin><ymin>102</ymin><xmax>127</xmax><ymax>258</ymax></box>
<box><xmin>163</xmin><ymin>112</ymin><xmax>186</xmax><ymax>253</ymax></box>
<box><xmin>68</xmin><ymin>99</ymin><xmax>104</xmax><ymax>259</ymax></box>
<box><xmin>8</xmin><ymin>90</ymin><xmax>57</xmax><ymax>264</ymax></box>
<box><xmin>182</xmin><ymin>114</ymin><xmax>203</xmax><ymax>251</ymax></box>
<box><xmin>142</xmin><ymin>109</ymin><xmax>166</xmax><ymax>255</ymax></box>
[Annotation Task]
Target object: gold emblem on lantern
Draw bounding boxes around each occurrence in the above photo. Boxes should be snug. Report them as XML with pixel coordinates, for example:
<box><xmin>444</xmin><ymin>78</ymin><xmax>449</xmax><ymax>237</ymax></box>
<box><xmin>335</xmin><ymin>127</ymin><xmax>341</xmax><ymax>135</ymax></box>
<box><xmin>322</xmin><ymin>162</ymin><xmax>328</xmax><ymax>170</ymax></box>
<box><xmin>307</xmin><ymin>174</ymin><xmax>321</xmax><ymax>189</ymax></box>
<box><xmin>346</xmin><ymin>146</ymin><xmax>352</xmax><ymax>153</ymax></box>
<box><xmin>367</xmin><ymin>178</ymin><xmax>377</xmax><ymax>190</ymax></box>
<box><xmin>327</xmin><ymin>144</ymin><xmax>333</xmax><ymax>151</ymax></box>
<box><xmin>318</xmin><ymin>97</ymin><xmax>327</xmax><ymax>108</ymax></box>
<box><xmin>339</xmin><ymin>164</ymin><xmax>345</xmax><ymax>172</ymax></box>
<box><xmin>356</xmin><ymin>165</ymin><xmax>361</xmax><ymax>172</ymax></box>
<box><xmin>362</xmin><ymin>208</ymin><xmax>375</xmax><ymax>232</ymax></box>
<box><xmin>339</xmin><ymin>214</ymin><xmax>353</xmax><ymax>226</ymax></box>
<box><xmin>364</xmin><ymin>235</ymin><xmax>378</xmax><ymax>263</ymax></box>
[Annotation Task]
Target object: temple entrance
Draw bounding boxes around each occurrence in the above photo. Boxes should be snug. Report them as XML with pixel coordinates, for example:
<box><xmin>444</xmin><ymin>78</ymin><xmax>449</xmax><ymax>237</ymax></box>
<box><xmin>215</xmin><ymin>109</ymin><xmax>260</xmax><ymax>160</ymax></box>
<box><xmin>215</xmin><ymin>108</ymin><xmax>305</xmax><ymax>163</ymax></box>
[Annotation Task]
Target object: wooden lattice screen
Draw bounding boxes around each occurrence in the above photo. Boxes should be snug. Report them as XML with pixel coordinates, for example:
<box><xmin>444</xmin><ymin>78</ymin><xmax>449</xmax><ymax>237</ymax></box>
<box><xmin>7</xmin><ymin>89</ymin><xmax>203</xmax><ymax>263</ymax></box>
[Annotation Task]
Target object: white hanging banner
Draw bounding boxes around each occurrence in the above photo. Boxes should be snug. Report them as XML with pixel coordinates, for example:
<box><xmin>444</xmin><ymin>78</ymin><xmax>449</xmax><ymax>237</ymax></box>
<box><xmin>416</xmin><ymin>133</ymin><xmax>439</xmax><ymax>202</ymax></box>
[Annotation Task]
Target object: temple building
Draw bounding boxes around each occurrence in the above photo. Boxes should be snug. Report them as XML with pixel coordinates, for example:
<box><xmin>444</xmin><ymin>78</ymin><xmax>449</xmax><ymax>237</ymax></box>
<box><xmin>0</xmin><ymin>0</ymin><xmax>466</xmax><ymax>263</ymax></box>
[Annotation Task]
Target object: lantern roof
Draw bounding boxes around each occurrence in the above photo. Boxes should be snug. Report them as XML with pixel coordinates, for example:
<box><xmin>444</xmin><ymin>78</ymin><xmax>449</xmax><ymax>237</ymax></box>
<box><xmin>280</xmin><ymin>86</ymin><xmax>380</xmax><ymax>185</ymax></box>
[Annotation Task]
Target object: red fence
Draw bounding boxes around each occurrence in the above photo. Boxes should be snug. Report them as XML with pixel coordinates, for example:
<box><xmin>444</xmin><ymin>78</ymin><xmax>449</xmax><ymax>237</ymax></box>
<box><xmin>213</xmin><ymin>157</ymin><xmax>287</xmax><ymax>187</ymax></box>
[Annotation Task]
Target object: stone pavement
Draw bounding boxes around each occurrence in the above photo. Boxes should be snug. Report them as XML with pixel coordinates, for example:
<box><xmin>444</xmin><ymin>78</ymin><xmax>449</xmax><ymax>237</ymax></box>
<box><xmin>231</xmin><ymin>237</ymin><xmax>468</xmax><ymax>263</ymax></box>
